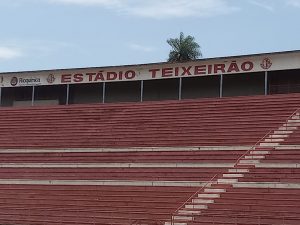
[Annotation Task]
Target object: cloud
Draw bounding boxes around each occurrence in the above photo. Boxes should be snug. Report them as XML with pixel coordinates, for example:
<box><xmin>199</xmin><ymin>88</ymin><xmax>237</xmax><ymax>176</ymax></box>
<box><xmin>128</xmin><ymin>43</ymin><xmax>155</xmax><ymax>52</ymax></box>
<box><xmin>48</xmin><ymin>0</ymin><xmax>122</xmax><ymax>7</ymax></box>
<box><xmin>287</xmin><ymin>0</ymin><xmax>300</xmax><ymax>7</ymax></box>
<box><xmin>45</xmin><ymin>0</ymin><xmax>239</xmax><ymax>18</ymax></box>
<box><xmin>248</xmin><ymin>0</ymin><xmax>274</xmax><ymax>12</ymax></box>
<box><xmin>0</xmin><ymin>47</ymin><xmax>23</xmax><ymax>60</ymax></box>
<box><xmin>0</xmin><ymin>40</ymin><xmax>77</xmax><ymax>62</ymax></box>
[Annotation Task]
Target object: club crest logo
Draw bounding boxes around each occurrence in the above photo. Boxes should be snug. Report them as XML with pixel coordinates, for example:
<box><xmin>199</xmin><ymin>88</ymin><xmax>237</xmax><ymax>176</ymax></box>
<box><xmin>260</xmin><ymin>57</ymin><xmax>272</xmax><ymax>70</ymax></box>
<box><xmin>10</xmin><ymin>77</ymin><xmax>18</xmax><ymax>86</ymax></box>
<box><xmin>47</xmin><ymin>74</ymin><xmax>56</xmax><ymax>84</ymax></box>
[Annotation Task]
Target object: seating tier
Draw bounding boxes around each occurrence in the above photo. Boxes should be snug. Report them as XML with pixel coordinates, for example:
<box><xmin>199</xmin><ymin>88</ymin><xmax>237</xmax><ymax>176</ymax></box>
<box><xmin>0</xmin><ymin>93</ymin><xmax>299</xmax><ymax>148</ymax></box>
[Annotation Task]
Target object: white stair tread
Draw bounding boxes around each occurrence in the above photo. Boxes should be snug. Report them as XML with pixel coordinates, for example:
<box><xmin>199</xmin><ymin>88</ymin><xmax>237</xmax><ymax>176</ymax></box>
<box><xmin>185</xmin><ymin>204</ymin><xmax>207</xmax><ymax>209</ymax></box>
<box><xmin>192</xmin><ymin>199</ymin><xmax>214</xmax><ymax>204</ymax></box>
<box><xmin>198</xmin><ymin>193</ymin><xmax>220</xmax><ymax>198</ymax></box>
<box><xmin>204</xmin><ymin>188</ymin><xmax>226</xmax><ymax>193</ymax></box>
<box><xmin>217</xmin><ymin>178</ymin><xmax>238</xmax><ymax>184</ymax></box>
<box><xmin>250</xmin><ymin>151</ymin><xmax>269</xmax><ymax>154</ymax></box>
<box><xmin>223</xmin><ymin>173</ymin><xmax>244</xmax><ymax>178</ymax></box>
<box><xmin>228</xmin><ymin>169</ymin><xmax>249</xmax><ymax>173</ymax></box>
<box><xmin>178</xmin><ymin>209</ymin><xmax>201</xmax><ymax>215</ymax></box>
<box><xmin>165</xmin><ymin>222</ymin><xmax>187</xmax><ymax>225</ymax></box>
<box><xmin>239</xmin><ymin>159</ymin><xmax>260</xmax><ymax>164</ymax></box>
<box><xmin>245</xmin><ymin>155</ymin><xmax>265</xmax><ymax>159</ymax></box>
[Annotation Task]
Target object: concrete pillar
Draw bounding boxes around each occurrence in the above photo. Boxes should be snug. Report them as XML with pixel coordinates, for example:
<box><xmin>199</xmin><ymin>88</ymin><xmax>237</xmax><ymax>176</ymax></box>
<box><xmin>140</xmin><ymin>80</ymin><xmax>144</xmax><ymax>102</ymax></box>
<box><xmin>265</xmin><ymin>71</ymin><xmax>268</xmax><ymax>95</ymax></box>
<box><xmin>102</xmin><ymin>82</ymin><xmax>106</xmax><ymax>103</ymax></box>
<box><xmin>31</xmin><ymin>86</ymin><xmax>35</xmax><ymax>106</ymax></box>
<box><xmin>179</xmin><ymin>78</ymin><xmax>182</xmax><ymax>100</ymax></box>
<box><xmin>0</xmin><ymin>87</ymin><xmax>2</xmax><ymax>107</ymax></box>
<box><xmin>66</xmin><ymin>84</ymin><xmax>70</xmax><ymax>105</ymax></box>
<box><xmin>220</xmin><ymin>74</ymin><xmax>223</xmax><ymax>98</ymax></box>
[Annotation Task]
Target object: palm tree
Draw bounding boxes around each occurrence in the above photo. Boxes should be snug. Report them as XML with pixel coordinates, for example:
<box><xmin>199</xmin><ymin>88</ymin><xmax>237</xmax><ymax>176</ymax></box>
<box><xmin>167</xmin><ymin>32</ymin><xmax>202</xmax><ymax>62</ymax></box>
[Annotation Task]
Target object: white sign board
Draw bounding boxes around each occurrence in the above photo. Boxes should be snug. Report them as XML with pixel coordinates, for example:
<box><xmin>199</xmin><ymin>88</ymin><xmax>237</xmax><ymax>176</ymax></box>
<box><xmin>0</xmin><ymin>51</ymin><xmax>299</xmax><ymax>88</ymax></box>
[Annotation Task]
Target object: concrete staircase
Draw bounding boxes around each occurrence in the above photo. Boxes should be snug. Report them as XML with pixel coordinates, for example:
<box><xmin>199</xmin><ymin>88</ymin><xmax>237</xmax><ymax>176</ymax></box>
<box><xmin>166</xmin><ymin>112</ymin><xmax>300</xmax><ymax>225</ymax></box>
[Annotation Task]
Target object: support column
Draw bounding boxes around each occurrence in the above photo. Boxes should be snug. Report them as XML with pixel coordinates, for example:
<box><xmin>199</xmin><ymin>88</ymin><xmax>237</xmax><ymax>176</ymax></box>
<box><xmin>66</xmin><ymin>84</ymin><xmax>70</xmax><ymax>105</ymax></box>
<box><xmin>220</xmin><ymin>74</ymin><xmax>223</xmax><ymax>98</ymax></box>
<box><xmin>31</xmin><ymin>86</ymin><xmax>35</xmax><ymax>106</ymax></box>
<box><xmin>102</xmin><ymin>82</ymin><xmax>106</xmax><ymax>103</ymax></box>
<box><xmin>265</xmin><ymin>71</ymin><xmax>268</xmax><ymax>96</ymax></box>
<box><xmin>140</xmin><ymin>80</ymin><xmax>144</xmax><ymax>102</ymax></box>
<box><xmin>0</xmin><ymin>87</ymin><xmax>2</xmax><ymax>107</ymax></box>
<box><xmin>179</xmin><ymin>78</ymin><xmax>182</xmax><ymax>100</ymax></box>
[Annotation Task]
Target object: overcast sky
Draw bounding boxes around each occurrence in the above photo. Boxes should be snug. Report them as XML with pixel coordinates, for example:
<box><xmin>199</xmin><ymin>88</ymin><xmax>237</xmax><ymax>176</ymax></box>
<box><xmin>0</xmin><ymin>0</ymin><xmax>299</xmax><ymax>72</ymax></box>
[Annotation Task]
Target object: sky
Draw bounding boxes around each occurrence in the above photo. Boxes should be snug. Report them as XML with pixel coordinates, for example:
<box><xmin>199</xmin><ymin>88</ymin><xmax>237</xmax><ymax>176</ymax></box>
<box><xmin>0</xmin><ymin>0</ymin><xmax>299</xmax><ymax>73</ymax></box>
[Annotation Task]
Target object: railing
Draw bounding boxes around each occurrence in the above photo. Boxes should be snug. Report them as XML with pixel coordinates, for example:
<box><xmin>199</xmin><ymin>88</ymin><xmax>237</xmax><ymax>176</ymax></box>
<box><xmin>170</xmin><ymin>107</ymin><xmax>300</xmax><ymax>225</ymax></box>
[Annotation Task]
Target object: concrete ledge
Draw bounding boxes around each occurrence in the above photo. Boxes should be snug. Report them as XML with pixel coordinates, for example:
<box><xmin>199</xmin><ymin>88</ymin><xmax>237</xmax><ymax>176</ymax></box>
<box><xmin>0</xmin><ymin>179</ymin><xmax>209</xmax><ymax>187</ymax></box>
<box><xmin>0</xmin><ymin>146</ymin><xmax>252</xmax><ymax>154</ymax></box>
<box><xmin>0</xmin><ymin>162</ymin><xmax>234</xmax><ymax>168</ymax></box>
<box><xmin>256</xmin><ymin>163</ymin><xmax>300</xmax><ymax>168</ymax></box>
<box><xmin>234</xmin><ymin>182</ymin><xmax>300</xmax><ymax>189</ymax></box>
<box><xmin>275</xmin><ymin>145</ymin><xmax>300</xmax><ymax>150</ymax></box>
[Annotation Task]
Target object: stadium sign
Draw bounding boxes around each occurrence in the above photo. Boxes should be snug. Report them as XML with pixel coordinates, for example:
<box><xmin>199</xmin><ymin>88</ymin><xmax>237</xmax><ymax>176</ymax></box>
<box><xmin>1</xmin><ymin>51</ymin><xmax>299</xmax><ymax>87</ymax></box>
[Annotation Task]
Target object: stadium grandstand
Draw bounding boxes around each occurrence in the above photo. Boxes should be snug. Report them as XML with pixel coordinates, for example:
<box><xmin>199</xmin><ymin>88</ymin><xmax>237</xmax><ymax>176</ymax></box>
<box><xmin>0</xmin><ymin>50</ymin><xmax>299</xmax><ymax>225</ymax></box>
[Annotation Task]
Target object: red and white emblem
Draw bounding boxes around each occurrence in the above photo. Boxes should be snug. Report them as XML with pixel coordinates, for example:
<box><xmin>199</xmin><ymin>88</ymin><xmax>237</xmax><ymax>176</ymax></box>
<box><xmin>260</xmin><ymin>57</ymin><xmax>272</xmax><ymax>70</ymax></box>
<box><xmin>47</xmin><ymin>74</ymin><xmax>56</xmax><ymax>84</ymax></box>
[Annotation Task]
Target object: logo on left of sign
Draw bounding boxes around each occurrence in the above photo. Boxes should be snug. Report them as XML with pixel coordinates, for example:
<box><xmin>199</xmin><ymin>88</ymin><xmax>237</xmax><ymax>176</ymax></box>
<box><xmin>47</xmin><ymin>74</ymin><xmax>56</xmax><ymax>84</ymax></box>
<box><xmin>10</xmin><ymin>77</ymin><xmax>18</xmax><ymax>86</ymax></box>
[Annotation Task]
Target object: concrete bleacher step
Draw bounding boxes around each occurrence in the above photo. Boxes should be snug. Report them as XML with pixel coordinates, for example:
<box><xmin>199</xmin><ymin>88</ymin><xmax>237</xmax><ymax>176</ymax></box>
<box><xmin>269</xmin><ymin>134</ymin><xmax>289</xmax><ymax>139</ymax></box>
<box><xmin>259</xmin><ymin>142</ymin><xmax>280</xmax><ymax>147</ymax></box>
<box><xmin>244</xmin><ymin>155</ymin><xmax>265</xmax><ymax>159</ymax></box>
<box><xmin>278</xmin><ymin>126</ymin><xmax>297</xmax><ymax>130</ymax></box>
<box><xmin>192</xmin><ymin>199</ymin><xmax>214</xmax><ymax>204</ymax></box>
<box><xmin>165</xmin><ymin>222</ymin><xmax>187</xmax><ymax>225</ymax></box>
<box><xmin>172</xmin><ymin>215</ymin><xmax>193</xmax><ymax>222</ymax></box>
<box><xmin>264</xmin><ymin>138</ymin><xmax>285</xmax><ymax>142</ymax></box>
<box><xmin>223</xmin><ymin>173</ymin><xmax>244</xmax><ymax>178</ymax></box>
<box><xmin>273</xmin><ymin>130</ymin><xmax>294</xmax><ymax>134</ymax></box>
<box><xmin>185</xmin><ymin>204</ymin><xmax>208</xmax><ymax>209</ymax></box>
<box><xmin>198</xmin><ymin>193</ymin><xmax>220</xmax><ymax>198</ymax></box>
<box><xmin>217</xmin><ymin>179</ymin><xmax>238</xmax><ymax>184</ymax></box>
<box><xmin>204</xmin><ymin>188</ymin><xmax>226</xmax><ymax>193</ymax></box>
<box><xmin>228</xmin><ymin>168</ymin><xmax>249</xmax><ymax>173</ymax></box>
<box><xmin>178</xmin><ymin>209</ymin><xmax>201</xmax><ymax>215</ymax></box>
<box><xmin>250</xmin><ymin>150</ymin><xmax>270</xmax><ymax>154</ymax></box>
<box><xmin>238</xmin><ymin>159</ymin><xmax>260</xmax><ymax>165</ymax></box>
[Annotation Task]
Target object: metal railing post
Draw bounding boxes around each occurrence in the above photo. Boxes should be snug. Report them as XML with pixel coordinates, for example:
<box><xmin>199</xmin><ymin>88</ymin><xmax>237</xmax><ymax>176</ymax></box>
<box><xmin>102</xmin><ymin>82</ymin><xmax>106</xmax><ymax>103</ymax></box>
<box><xmin>31</xmin><ymin>86</ymin><xmax>35</xmax><ymax>106</ymax></box>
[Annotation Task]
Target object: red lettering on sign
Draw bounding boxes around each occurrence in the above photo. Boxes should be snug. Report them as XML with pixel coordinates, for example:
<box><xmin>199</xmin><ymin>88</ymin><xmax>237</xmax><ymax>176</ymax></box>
<box><xmin>241</xmin><ymin>61</ymin><xmax>254</xmax><ymax>71</ymax></box>
<box><xmin>149</xmin><ymin>69</ymin><xmax>160</xmax><ymax>78</ymax></box>
<box><xmin>162</xmin><ymin>68</ymin><xmax>173</xmax><ymax>77</ymax></box>
<box><xmin>74</xmin><ymin>74</ymin><xmax>83</xmax><ymax>82</ymax></box>
<box><xmin>61</xmin><ymin>74</ymin><xmax>71</xmax><ymax>83</ymax></box>
<box><xmin>182</xmin><ymin>66</ymin><xmax>192</xmax><ymax>76</ymax></box>
<box><xmin>174</xmin><ymin>67</ymin><xmax>179</xmax><ymax>76</ymax></box>
<box><xmin>194</xmin><ymin>65</ymin><xmax>206</xmax><ymax>75</ymax></box>
<box><xmin>86</xmin><ymin>73</ymin><xmax>96</xmax><ymax>82</ymax></box>
<box><xmin>95</xmin><ymin>72</ymin><xmax>104</xmax><ymax>81</ymax></box>
<box><xmin>214</xmin><ymin>64</ymin><xmax>226</xmax><ymax>74</ymax></box>
<box><xmin>227</xmin><ymin>61</ymin><xmax>240</xmax><ymax>73</ymax></box>
<box><xmin>125</xmin><ymin>70</ymin><xmax>136</xmax><ymax>79</ymax></box>
<box><xmin>207</xmin><ymin>65</ymin><xmax>213</xmax><ymax>74</ymax></box>
<box><xmin>107</xmin><ymin>72</ymin><xmax>118</xmax><ymax>80</ymax></box>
